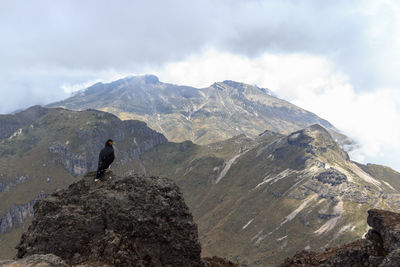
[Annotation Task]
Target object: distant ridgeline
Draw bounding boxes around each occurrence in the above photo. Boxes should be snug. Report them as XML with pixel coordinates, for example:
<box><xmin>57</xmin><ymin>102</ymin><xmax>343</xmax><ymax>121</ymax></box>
<box><xmin>0</xmin><ymin>75</ymin><xmax>399</xmax><ymax>265</ymax></box>
<box><xmin>48</xmin><ymin>75</ymin><xmax>350</xmax><ymax>146</ymax></box>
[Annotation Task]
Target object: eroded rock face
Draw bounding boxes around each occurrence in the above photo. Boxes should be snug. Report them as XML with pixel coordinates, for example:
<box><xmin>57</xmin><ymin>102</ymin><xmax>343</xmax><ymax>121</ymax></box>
<box><xmin>279</xmin><ymin>209</ymin><xmax>400</xmax><ymax>266</ymax></box>
<box><xmin>0</xmin><ymin>254</ymin><xmax>68</xmax><ymax>267</ymax></box>
<box><xmin>314</xmin><ymin>168</ymin><xmax>347</xmax><ymax>186</ymax></box>
<box><xmin>16</xmin><ymin>172</ymin><xmax>205</xmax><ymax>267</ymax></box>
<box><xmin>0</xmin><ymin>192</ymin><xmax>46</xmax><ymax>234</ymax></box>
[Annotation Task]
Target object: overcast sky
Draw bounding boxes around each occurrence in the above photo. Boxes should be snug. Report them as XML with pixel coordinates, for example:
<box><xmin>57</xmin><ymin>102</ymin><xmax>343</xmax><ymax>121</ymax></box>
<box><xmin>1</xmin><ymin>0</ymin><xmax>400</xmax><ymax>171</ymax></box>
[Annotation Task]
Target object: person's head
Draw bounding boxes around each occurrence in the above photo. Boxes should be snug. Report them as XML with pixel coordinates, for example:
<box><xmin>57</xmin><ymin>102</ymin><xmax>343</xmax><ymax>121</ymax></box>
<box><xmin>105</xmin><ymin>139</ymin><xmax>114</xmax><ymax>147</ymax></box>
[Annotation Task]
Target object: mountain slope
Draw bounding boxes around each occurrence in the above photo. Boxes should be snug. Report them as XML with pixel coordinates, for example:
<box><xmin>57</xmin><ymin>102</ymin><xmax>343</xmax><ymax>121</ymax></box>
<box><xmin>48</xmin><ymin>75</ymin><xmax>338</xmax><ymax>145</ymax></box>
<box><xmin>2</xmin><ymin>105</ymin><xmax>399</xmax><ymax>265</ymax></box>
<box><xmin>0</xmin><ymin>107</ymin><xmax>167</xmax><ymax>258</ymax></box>
<box><xmin>131</xmin><ymin>125</ymin><xmax>400</xmax><ymax>266</ymax></box>
<box><xmin>0</xmin><ymin>106</ymin><xmax>48</xmax><ymax>139</ymax></box>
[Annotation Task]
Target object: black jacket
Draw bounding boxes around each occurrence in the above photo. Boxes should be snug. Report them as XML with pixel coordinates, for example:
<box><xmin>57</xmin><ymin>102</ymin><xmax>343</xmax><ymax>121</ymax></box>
<box><xmin>97</xmin><ymin>142</ymin><xmax>115</xmax><ymax>170</ymax></box>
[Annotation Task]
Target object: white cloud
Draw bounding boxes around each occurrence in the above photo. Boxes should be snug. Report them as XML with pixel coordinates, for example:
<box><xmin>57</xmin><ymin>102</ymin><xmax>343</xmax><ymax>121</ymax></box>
<box><xmin>294</xmin><ymin>86</ymin><xmax>400</xmax><ymax>167</ymax></box>
<box><xmin>155</xmin><ymin>48</ymin><xmax>400</xmax><ymax>172</ymax></box>
<box><xmin>156</xmin><ymin>47</ymin><xmax>345</xmax><ymax>91</ymax></box>
<box><xmin>60</xmin><ymin>69</ymin><xmax>135</xmax><ymax>94</ymax></box>
<box><xmin>1</xmin><ymin>0</ymin><xmax>400</xmax><ymax>171</ymax></box>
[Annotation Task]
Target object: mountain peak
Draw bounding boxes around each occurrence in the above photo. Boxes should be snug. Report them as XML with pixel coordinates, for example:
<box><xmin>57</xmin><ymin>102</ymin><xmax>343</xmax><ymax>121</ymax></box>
<box><xmin>288</xmin><ymin>124</ymin><xmax>332</xmax><ymax>145</ymax></box>
<box><xmin>286</xmin><ymin>124</ymin><xmax>349</xmax><ymax>160</ymax></box>
<box><xmin>213</xmin><ymin>80</ymin><xmax>273</xmax><ymax>95</ymax></box>
<box><xmin>212</xmin><ymin>80</ymin><xmax>251</xmax><ymax>92</ymax></box>
<box><xmin>122</xmin><ymin>74</ymin><xmax>159</xmax><ymax>84</ymax></box>
<box><xmin>302</xmin><ymin>124</ymin><xmax>332</xmax><ymax>139</ymax></box>
<box><xmin>134</xmin><ymin>74</ymin><xmax>159</xmax><ymax>84</ymax></box>
<box><xmin>48</xmin><ymin>76</ymin><xmax>336</xmax><ymax>145</ymax></box>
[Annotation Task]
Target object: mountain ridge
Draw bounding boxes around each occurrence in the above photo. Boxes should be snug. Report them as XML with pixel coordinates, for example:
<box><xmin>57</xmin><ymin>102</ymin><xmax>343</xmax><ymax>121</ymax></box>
<box><xmin>1</xmin><ymin>106</ymin><xmax>399</xmax><ymax>265</ymax></box>
<box><xmin>48</xmin><ymin>75</ymin><xmax>341</xmax><ymax>145</ymax></box>
<box><xmin>1</xmin><ymin>76</ymin><xmax>397</xmax><ymax>265</ymax></box>
<box><xmin>133</xmin><ymin>123</ymin><xmax>400</xmax><ymax>265</ymax></box>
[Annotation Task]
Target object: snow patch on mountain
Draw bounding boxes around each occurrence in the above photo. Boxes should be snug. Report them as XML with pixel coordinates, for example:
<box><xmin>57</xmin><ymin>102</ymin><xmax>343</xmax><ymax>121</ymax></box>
<box><xmin>277</xmin><ymin>235</ymin><xmax>288</xmax><ymax>242</ymax></box>
<box><xmin>314</xmin><ymin>199</ymin><xmax>343</xmax><ymax>236</ymax></box>
<box><xmin>242</xmin><ymin>219</ymin><xmax>254</xmax><ymax>230</ymax></box>
<box><xmin>281</xmin><ymin>195</ymin><xmax>318</xmax><ymax>226</ymax></box>
<box><xmin>253</xmin><ymin>169</ymin><xmax>298</xmax><ymax>189</ymax></box>
<box><xmin>215</xmin><ymin>152</ymin><xmax>246</xmax><ymax>184</ymax></box>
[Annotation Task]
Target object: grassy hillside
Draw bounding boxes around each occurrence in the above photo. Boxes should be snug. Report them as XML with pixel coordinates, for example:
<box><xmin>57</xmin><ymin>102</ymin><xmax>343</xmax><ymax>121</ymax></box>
<box><xmin>128</xmin><ymin>125</ymin><xmax>400</xmax><ymax>266</ymax></box>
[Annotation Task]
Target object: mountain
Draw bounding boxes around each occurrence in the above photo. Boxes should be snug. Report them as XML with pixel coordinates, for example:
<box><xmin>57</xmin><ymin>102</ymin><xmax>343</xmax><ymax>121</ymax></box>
<box><xmin>0</xmin><ymin>107</ymin><xmax>167</xmax><ymax>258</ymax></box>
<box><xmin>1</xmin><ymin>105</ymin><xmax>400</xmax><ymax>265</ymax></box>
<box><xmin>0</xmin><ymin>105</ymin><xmax>48</xmax><ymax>139</ymax></box>
<box><xmin>48</xmin><ymin>75</ymin><xmax>344</xmax><ymax>145</ymax></box>
<box><xmin>129</xmin><ymin>125</ymin><xmax>400</xmax><ymax>266</ymax></box>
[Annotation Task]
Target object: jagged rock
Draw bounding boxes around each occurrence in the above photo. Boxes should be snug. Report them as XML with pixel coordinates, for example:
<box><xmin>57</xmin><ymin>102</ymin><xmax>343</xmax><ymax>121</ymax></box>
<box><xmin>0</xmin><ymin>254</ymin><xmax>68</xmax><ymax>267</ymax></box>
<box><xmin>314</xmin><ymin>168</ymin><xmax>347</xmax><ymax>186</ymax></box>
<box><xmin>16</xmin><ymin>172</ymin><xmax>205</xmax><ymax>267</ymax></box>
<box><xmin>0</xmin><ymin>175</ymin><xmax>29</xmax><ymax>193</ymax></box>
<box><xmin>380</xmin><ymin>249</ymin><xmax>400</xmax><ymax>266</ymax></box>
<box><xmin>203</xmin><ymin>256</ymin><xmax>238</xmax><ymax>267</ymax></box>
<box><xmin>279</xmin><ymin>209</ymin><xmax>400</xmax><ymax>266</ymax></box>
<box><xmin>0</xmin><ymin>192</ymin><xmax>46</xmax><ymax>233</ymax></box>
<box><xmin>367</xmin><ymin>209</ymin><xmax>400</xmax><ymax>253</ymax></box>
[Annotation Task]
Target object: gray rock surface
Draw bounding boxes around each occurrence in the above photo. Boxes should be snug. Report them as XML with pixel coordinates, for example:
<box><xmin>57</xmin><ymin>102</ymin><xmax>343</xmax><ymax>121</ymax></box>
<box><xmin>314</xmin><ymin>168</ymin><xmax>347</xmax><ymax>185</ymax></box>
<box><xmin>0</xmin><ymin>254</ymin><xmax>68</xmax><ymax>267</ymax></box>
<box><xmin>0</xmin><ymin>175</ymin><xmax>29</xmax><ymax>193</ymax></box>
<box><xmin>16</xmin><ymin>172</ymin><xmax>205</xmax><ymax>267</ymax></box>
<box><xmin>0</xmin><ymin>192</ymin><xmax>46</xmax><ymax>234</ymax></box>
<box><xmin>48</xmin><ymin>115</ymin><xmax>167</xmax><ymax>177</ymax></box>
<box><xmin>279</xmin><ymin>209</ymin><xmax>400</xmax><ymax>266</ymax></box>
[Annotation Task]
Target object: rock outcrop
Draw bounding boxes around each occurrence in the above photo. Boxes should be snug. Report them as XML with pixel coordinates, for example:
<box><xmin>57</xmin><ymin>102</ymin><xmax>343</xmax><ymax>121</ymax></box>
<box><xmin>48</xmin><ymin>115</ymin><xmax>168</xmax><ymax>177</ymax></box>
<box><xmin>0</xmin><ymin>192</ymin><xmax>45</xmax><ymax>234</ymax></box>
<box><xmin>0</xmin><ymin>254</ymin><xmax>68</xmax><ymax>267</ymax></box>
<box><xmin>16</xmin><ymin>172</ymin><xmax>205</xmax><ymax>266</ymax></box>
<box><xmin>280</xmin><ymin>209</ymin><xmax>400</xmax><ymax>266</ymax></box>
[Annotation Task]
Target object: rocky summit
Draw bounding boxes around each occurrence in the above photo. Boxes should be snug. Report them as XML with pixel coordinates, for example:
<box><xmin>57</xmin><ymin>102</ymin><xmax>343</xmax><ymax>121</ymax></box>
<box><xmin>15</xmin><ymin>172</ymin><xmax>205</xmax><ymax>267</ymax></box>
<box><xmin>280</xmin><ymin>209</ymin><xmax>400</xmax><ymax>266</ymax></box>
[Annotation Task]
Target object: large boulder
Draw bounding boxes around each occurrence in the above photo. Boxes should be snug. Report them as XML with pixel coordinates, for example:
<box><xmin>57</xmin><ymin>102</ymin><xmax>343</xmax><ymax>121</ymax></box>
<box><xmin>16</xmin><ymin>172</ymin><xmax>205</xmax><ymax>267</ymax></box>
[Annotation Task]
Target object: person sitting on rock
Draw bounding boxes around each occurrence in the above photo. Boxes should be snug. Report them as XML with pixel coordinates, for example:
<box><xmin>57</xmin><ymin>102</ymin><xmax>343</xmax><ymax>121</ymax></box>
<box><xmin>95</xmin><ymin>139</ymin><xmax>115</xmax><ymax>181</ymax></box>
